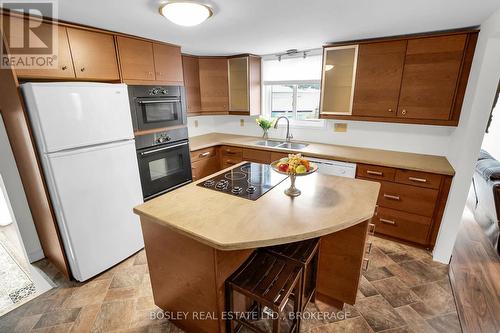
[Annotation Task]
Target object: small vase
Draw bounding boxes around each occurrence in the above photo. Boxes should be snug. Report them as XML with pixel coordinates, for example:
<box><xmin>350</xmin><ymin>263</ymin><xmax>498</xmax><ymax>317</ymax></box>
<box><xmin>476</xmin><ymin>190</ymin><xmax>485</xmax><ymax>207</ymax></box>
<box><xmin>262</xmin><ymin>129</ymin><xmax>269</xmax><ymax>140</ymax></box>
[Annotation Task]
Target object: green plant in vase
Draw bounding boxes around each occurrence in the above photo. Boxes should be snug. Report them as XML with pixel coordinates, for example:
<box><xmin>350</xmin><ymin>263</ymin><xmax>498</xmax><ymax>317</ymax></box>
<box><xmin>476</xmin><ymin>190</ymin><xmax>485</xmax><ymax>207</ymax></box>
<box><xmin>255</xmin><ymin>117</ymin><xmax>276</xmax><ymax>139</ymax></box>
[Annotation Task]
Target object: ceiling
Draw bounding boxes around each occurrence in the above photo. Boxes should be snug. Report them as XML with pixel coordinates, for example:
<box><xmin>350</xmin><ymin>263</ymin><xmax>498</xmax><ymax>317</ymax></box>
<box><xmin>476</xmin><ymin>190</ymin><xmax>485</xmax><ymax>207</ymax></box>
<box><xmin>57</xmin><ymin>0</ymin><xmax>500</xmax><ymax>56</ymax></box>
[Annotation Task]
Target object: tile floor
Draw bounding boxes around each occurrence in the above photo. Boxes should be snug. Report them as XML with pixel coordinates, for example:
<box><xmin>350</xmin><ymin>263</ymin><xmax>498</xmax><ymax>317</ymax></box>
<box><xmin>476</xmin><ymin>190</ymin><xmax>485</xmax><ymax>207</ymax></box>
<box><xmin>0</xmin><ymin>236</ymin><xmax>461</xmax><ymax>332</ymax></box>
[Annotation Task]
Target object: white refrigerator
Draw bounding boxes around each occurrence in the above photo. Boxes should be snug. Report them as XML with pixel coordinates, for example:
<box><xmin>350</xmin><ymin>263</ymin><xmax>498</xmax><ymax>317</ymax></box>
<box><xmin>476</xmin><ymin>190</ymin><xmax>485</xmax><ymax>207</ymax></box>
<box><xmin>21</xmin><ymin>82</ymin><xmax>144</xmax><ymax>281</ymax></box>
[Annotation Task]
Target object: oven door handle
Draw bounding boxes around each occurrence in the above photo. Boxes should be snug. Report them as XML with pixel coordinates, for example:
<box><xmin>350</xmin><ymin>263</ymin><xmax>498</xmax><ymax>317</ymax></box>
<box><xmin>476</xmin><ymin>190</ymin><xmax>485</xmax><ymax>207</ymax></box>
<box><xmin>140</xmin><ymin>142</ymin><xmax>188</xmax><ymax>156</ymax></box>
<box><xmin>137</xmin><ymin>98</ymin><xmax>181</xmax><ymax>104</ymax></box>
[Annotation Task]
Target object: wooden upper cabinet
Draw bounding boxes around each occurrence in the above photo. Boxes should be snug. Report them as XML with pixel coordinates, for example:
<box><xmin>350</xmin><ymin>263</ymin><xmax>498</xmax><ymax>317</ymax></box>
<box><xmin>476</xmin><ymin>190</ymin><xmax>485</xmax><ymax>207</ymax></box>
<box><xmin>66</xmin><ymin>28</ymin><xmax>119</xmax><ymax>80</ymax></box>
<box><xmin>2</xmin><ymin>16</ymin><xmax>76</xmax><ymax>79</ymax></box>
<box><xmin>352</xmin><ymin>41</ymin><xmax>406</xmax><ymax>118</ymax></box>
<box><xmin>153</xmin><ymin>43</ymin><xmax>183</xmax><ymax>84</ymax></box>
<box><xmin>182</xmin><ymin>55</ymin><xmax>202</xmax><ymax>115</ymax></box>
<box><xmin>116</xmin><ymin>36</ymin><xmax>155</xmax><ymax>81</ymax></box>
<box><xmin>199</xmin><ymin>57</ymin><xmax>229</xmax><ymax>113</ymax></box>
<box><xmin>320</xmin><ymin>45</ymin><xmax>359</xmax><ymax>115</ymax></box>
<box><xmin>228</xmin><ymin>55</ymin><xmax>261</xmax><ymax>115</ymax></box>
<box><xmin>397</xmin><ymin>34</ymin><xmax>467</xmax><ymax>120</ymax></box>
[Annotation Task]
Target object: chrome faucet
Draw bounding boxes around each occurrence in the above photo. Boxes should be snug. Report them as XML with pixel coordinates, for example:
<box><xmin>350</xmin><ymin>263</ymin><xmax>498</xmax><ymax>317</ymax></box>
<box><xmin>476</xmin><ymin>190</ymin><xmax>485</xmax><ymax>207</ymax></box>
<box><xmin>274</xmin><ymin>116</ymin><xmax>293</xmax><ymax>142</ymax></box>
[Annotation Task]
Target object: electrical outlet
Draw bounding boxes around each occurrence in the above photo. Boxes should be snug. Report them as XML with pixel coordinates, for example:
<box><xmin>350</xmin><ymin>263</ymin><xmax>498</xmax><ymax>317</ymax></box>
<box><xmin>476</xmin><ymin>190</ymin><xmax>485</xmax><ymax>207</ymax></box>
<box><xmin>334</xmin><ymin>123</ymin><xmax>348</xmax><ymax>132</ymax></box>
<box><xmin>240</xmin><ymin>119</ymin><xmax>245</xmax><ymax>127</ymax></box>
<box><xmin>194</xmin><ymin>120</ymin><xmax>199</xmax><ymax>128</ymax></box>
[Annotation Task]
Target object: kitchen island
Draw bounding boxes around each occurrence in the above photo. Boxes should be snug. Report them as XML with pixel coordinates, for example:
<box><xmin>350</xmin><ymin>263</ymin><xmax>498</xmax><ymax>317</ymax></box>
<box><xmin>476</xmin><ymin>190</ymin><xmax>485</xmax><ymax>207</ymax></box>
<box><xmin>133</xmin><ymin>163</ymin><xmax>380</xmax><ymax>333</ymax></box>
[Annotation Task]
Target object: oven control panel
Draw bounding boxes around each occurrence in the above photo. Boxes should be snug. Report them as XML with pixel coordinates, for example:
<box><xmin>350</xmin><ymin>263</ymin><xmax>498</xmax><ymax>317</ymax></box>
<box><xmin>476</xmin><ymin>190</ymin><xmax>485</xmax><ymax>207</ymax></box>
<box><xmin>154</xmin><ymin>133</ymin><xmax>171</xmax><ymax>145</ymax></box>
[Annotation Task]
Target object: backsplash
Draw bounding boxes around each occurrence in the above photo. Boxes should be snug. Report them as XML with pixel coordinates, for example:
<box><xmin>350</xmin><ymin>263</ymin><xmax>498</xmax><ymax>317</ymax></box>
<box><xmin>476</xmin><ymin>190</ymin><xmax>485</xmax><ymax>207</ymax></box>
<box><xmin>188</xmin><ymin>115</ymin><xmax>455</xmax><ymax>157</ymax></box>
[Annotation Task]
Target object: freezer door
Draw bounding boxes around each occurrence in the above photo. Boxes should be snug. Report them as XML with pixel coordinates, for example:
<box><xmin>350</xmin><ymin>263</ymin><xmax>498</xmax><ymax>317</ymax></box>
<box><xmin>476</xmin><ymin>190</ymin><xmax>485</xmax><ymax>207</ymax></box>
<box><xmin>21</xmin><ymin>82</ymin><xmax>134</xmax><ymax>153</ymax></box>
<box><xmin>44</xmin><ymin>140</ymin><xmax>144</xmax><ymax>281</ymax></box>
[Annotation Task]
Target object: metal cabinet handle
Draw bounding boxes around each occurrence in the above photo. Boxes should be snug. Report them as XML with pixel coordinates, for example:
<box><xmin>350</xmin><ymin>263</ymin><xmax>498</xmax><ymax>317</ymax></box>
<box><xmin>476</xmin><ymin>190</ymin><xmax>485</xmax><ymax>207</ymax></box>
<box><xmin>62</xmin><ymin>65</ymin><xmax>67</xmax><ymax>70</ymax></box>
<box><xmin>380</xmin><ymin>218</ymin><xmax>396</xmax><ymax>225</ymax></box>
<box><xmin>226</xmin><ymin>160</ymin><xmax>237</xmax><ymax>165</ymax></box>
<box><xmin>409</xmin><ymin>177</ymin><xmax>427</xmax><ymax>183</ymax></box>
<box><xmin>365</xmin><ymin>242</ymin><xmax>373</xmax><ymax>254</ymax></box>
<box><xmin>225</xmin><ymin>150</ymin><xmax>237</xmax><ymax>155</ymax></box>
<box><xmin>368</xmin><ymin>223</ymin><xmax>376</xmax><ymax>235</ymax></box>
<box><xmin>362</xmin><ymin>258</ymin><xmax>370</xmax><ymax>271</ymax></box>
<box><xmin>401</xmin><ymin>109</ymin><xmax>407</xmax><ymax>116</ymax></box>
<box><xmin>388</xmin><ymin>108</ymin><xmax>393</xmax><ymax>112</ymax></box>
<box><xmin>367</xmin><ymin>170</ymin><xmax>383</xmax><ymax>176</ymax></box>
<box><xmin>383</xmin><ymin>194</ymin><xmax>400</xmax><ymax>201</ymax></box>
<box><xmin>80</xmin><ymin>67</ymin><xmax>85</xmax><ymax>72</ymax></box>
<box><xmin>199</xmin><ymin>152</ymin><xmax>211</xmax><ymax>157</ymax></box>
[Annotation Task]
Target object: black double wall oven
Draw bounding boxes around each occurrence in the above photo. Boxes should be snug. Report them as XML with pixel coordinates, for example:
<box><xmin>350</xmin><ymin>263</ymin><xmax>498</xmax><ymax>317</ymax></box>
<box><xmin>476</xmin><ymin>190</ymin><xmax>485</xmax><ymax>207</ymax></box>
<box><xmin>129</xmin><ymin>85</ymin><xmax>192</xmax><ymax>199</ymax></box>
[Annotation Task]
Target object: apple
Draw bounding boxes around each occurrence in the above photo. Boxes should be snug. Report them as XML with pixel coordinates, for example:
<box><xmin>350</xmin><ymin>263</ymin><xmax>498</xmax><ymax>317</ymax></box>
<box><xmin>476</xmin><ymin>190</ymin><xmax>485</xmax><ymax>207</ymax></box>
<box><xmin>295</xmin><ymin>165</ymin><xmax>307</xmax><ymax>174</ymax></box>
<box><xmin>278</xmin><ymin>163</ymin><xmax>289</xmax><ymax>172</ymax></box>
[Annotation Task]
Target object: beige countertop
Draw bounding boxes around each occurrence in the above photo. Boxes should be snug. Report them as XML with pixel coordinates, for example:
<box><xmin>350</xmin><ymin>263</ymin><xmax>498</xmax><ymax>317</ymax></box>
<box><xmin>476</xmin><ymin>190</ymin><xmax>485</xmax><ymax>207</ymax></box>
<box><xmin>188</xmin><ymin>133</ymin><xmax>455</xmax><ymax>176</ymax></box>
<box><xmin>134</xmin><ymin>164</ymin><xmax>380</xmax><ymax>250</ymax></box>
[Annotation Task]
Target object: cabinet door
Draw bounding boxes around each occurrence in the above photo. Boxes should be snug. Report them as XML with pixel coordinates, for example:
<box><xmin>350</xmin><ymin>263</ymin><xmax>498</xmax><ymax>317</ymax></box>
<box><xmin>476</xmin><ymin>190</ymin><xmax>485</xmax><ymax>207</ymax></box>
<box><xmin>153</xmin><ymin>43</ymin><xmax>183</xmax><ymax>84</ymax></box>
<box><xmin>199</xmin><ymin>58</ymin><xmax>229</xmax><ymax>113</ymax></box>
<box><xmin>116</xmin><ymin>36</ymin><xmax>155</xmax><ymax>81</ymax></box>
<box><xmin>4</xmin><ymin>17</ymin><xmax>75</xmax><ymax>79</ymax></box>
<box><xmin>228</xmin><ymin>57</ymin><xmax>249</xmax><ymax>112</ymax></box>
<box><xmin>66</xmin><ymin>28</ymin><xmax>119</xmax><ymax>80</ymax></box>
<box><xmin>320</xmin><ymin>45</ymin><xmax>358</xmax><ymax>115</ymax></box>
<box><xmin>192</xmin><ymin>156</ymin><xmax>220</xmax><ymax>180</ymax></box>
<box><xmin>352</xmin><ymin>41</ymin><xmax>406</xmax><ymax>117</ymax></box>
<box><xmin>182</xmin><ymin>55</ymin><xmax>201</xmax><ymax>115</ymax></box>
<box><xmin>397</xmin><ymin>35</ymin><xmax>467</xmax><ymax>120</ymax></box>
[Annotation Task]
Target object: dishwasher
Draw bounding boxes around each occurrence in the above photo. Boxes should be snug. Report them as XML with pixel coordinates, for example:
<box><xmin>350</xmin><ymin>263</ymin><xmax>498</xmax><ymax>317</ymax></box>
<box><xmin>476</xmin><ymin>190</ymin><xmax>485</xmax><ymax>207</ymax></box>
<box><xmin>305</xmin><ymin>157</ymin><xmax>357</xmax><ymax>178</ymax></box>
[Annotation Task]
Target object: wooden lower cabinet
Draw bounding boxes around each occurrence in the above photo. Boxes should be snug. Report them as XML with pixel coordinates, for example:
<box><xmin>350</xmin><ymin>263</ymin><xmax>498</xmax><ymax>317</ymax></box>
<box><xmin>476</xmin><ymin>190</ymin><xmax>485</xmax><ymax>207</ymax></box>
<box><xmin>373</xmin><ymin>207</ymin><xmax>431</xmax><ymax>245</ymax></box>
<box><xmin>190</xmin><ymin>147</ymin><xmax>219</xmax><ymax>181</ymax></box>
<box><xmin>357</xmin><ymin>163</ymin><xmax>450</xmax><ymax>248</ymax></box>
<box><xmin>242</xmin><ymin>148</ymin><xmax>271</xmax><ymax>163</ymax></box>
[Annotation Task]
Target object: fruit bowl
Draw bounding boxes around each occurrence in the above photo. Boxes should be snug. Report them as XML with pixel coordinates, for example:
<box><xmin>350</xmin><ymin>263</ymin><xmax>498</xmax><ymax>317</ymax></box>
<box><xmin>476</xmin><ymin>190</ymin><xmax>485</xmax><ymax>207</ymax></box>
<box><xmin>270</xmin><ymin>154</ymin><xmax>318</xmax><ymax>197</ymax></box>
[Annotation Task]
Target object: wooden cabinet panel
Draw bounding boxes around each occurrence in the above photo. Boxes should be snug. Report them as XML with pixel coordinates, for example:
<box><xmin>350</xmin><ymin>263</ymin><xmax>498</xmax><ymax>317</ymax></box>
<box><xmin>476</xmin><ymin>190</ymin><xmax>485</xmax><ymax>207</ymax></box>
<box><xmin>190</xmin><ymin>147</ymin><xmax>217</xmax><ymax>163</ymax></box>
<box><xmin>228</xmin><ymin>57</ymin><xmax>249</xmax><ymax>112</ymax></box>
<box><xmin>371</xmin><ymin>179</ymin><xmax>439</xmax><ymax>217</ymax></box>
<box><xmin>192</xmin><ymin>156</ymin><xmax>220</xmax><ymax>180</ymax></box>
<box><xmin>374</xmin><ymin>207</ymin><xmax>431</xmax><ymax>245</ymax></box>
<box><xmin>220</xmin><ymin>146</ymin><xmax>242</xmax><ymax>157</ymax></box>
<box><xmin>242</xmin><ymin>148</ymin><xmax>271</xmax><ymax>163</ymax></box>
<box><xmin>116</xmin><ymin>36</ymin><xmax>155</xmax><ymax>81</ymax></box>
<box><xmin>356</xmin><ymin>164</ymin><xmax>396</xmax><ymax>182</ymax></box>
<box><xmin>182</xmin><ymin>55</ymin><xmax>201</xmax><ymax>115</ymax></box>
<box><xmin>395</xmin><ymin>169</ymin><xmax>442</xmax><ymax>189</ymax></box>
<box><xmin>221</xmin><ymin>157</ymin><xmax>243</xmax><ymax>169</ymax></box>
<box><xmin>352</xmin><ymin>41</ymin><xmax>406</xmax><ymax>118</ymax></box>
<box><xmin>271</xmin><ymin>152</ymin><xmax>288</xmax><ymax>162</ymax></box>
<box><xmin>66</xmin><ymin>28</ymin><xmax>119</xmax><ymax>80</ymax></box>
<box><xmin>199</xmin><ymin>57</ymin><xmax>229</xmax><ymax>113</ymax></box>
<box><xmin>153</xmin><ymin>43</ymin><xmax>183</xmax><ymax>84</ymax></box>
<box><xmin>4</xmin><ymin>17</ymin><xmax>75</xmax><ymax>79</ymax></box>
<box><xmin>398</xmin><ymin>34</ymin><xmax>467</xmax><ymax>120</ymax></box>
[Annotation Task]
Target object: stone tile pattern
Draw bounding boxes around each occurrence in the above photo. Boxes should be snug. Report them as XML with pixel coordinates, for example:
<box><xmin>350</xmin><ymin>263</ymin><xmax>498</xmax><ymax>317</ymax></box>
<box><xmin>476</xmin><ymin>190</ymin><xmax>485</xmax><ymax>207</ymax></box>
<box><xmin>0</xmin><ymin>237</ymin><xmax>462</xmax><ymax>332</ymax></box>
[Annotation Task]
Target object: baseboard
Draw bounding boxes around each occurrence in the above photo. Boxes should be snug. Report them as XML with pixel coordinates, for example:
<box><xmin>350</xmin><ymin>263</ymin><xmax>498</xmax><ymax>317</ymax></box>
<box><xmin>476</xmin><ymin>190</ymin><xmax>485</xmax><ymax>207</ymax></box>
<box><xmin>27</xmin><ymin>248</ymin><xmax>44</xmax><ymax>263</ymax></box>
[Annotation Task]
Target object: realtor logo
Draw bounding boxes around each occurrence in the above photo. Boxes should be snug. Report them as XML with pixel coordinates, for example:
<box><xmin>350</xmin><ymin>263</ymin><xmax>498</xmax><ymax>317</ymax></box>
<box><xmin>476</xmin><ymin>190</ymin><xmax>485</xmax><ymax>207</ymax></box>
<box><xmin>1</xmin><ymin>0</ymin><xmax>58</xmax><ymax>69</ymax></box>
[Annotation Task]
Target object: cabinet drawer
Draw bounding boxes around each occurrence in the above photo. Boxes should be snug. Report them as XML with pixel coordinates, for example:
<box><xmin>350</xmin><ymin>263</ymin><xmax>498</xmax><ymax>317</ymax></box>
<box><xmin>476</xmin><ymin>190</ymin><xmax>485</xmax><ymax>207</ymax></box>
<box><xmin>395</xmin><ymin>169</ymin><xmax>442</xmax><ymax>189</ymax></box>
<box><xmin>363</xmin><ymin>179</ymin><xmax>439</xmax><ymax>217</ymax></box>
<box><xmin>271</xmin><ymin>152</ymin><xmax>288</xmax><ymax>162</ymax></box>
<box><xmin>242</xmin><ymin>149</ymin><xmax>271</xmax><ymax>163</ymax></box>
<box><xmin>221</xmin><ymin>146</ymin><xmax>243</xmax><ymax>157</ymax></box>
<box><xmin>190</xmin><ymin>147</ymin><xmax>217</xmax><ymax>162</ymax></box>
<box><xmin>221</xmin><ymin>157</ymin><xmax>243</xmax><ymax>169</ymax></box>
<box><xmin>374</xmin><ymin>207</ymin><xmax>431</xmax><ymax>245</ymax></box>
<box><xmin>357</xmin><ymin>164</ymin><xmax>396</xmax><ymax>181</ymax></box>
<box><xmin>192</xmin><ymin>156</ymin><xmax>220</xmax><ymax>180</ymax></box>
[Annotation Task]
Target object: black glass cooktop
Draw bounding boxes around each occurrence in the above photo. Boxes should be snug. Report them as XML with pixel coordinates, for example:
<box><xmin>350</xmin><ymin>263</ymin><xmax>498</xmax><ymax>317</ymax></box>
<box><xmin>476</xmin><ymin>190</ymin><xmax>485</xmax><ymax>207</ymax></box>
<box><xmin>197</xmin><ymin>162</ymin><xmax>288</xmax><ymax>200</ymax></box>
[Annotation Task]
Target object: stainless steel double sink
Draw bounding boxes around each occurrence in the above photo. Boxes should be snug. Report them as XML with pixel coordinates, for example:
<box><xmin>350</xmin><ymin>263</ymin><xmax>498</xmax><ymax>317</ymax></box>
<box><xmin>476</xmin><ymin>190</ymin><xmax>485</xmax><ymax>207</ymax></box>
<box><xmin>254</xmin><ymin>140</ymin><xmax>309</xmax><ymax>150</ymax></box>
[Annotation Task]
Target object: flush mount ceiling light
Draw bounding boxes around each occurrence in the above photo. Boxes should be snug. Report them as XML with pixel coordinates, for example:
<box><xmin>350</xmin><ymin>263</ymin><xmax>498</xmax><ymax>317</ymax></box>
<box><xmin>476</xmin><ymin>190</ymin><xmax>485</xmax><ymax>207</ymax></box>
<box><xmin>159</xmin><ymin>1</ymin><xmax>213</xmax><ymax>26</ymax></box>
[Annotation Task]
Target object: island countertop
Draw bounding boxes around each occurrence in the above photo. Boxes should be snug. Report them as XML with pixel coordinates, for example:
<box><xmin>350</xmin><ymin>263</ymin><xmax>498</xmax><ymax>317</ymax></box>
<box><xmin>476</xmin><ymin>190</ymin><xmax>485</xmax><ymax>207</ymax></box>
<box><xmin>188</xmin><ymin>133</ymin><xmax>455</xmax><ymax>176</ymax></box>
<box><xmin>133</xmin><ymin>163</ymin><xmax>380</xmax><ymax>250</ymax></box>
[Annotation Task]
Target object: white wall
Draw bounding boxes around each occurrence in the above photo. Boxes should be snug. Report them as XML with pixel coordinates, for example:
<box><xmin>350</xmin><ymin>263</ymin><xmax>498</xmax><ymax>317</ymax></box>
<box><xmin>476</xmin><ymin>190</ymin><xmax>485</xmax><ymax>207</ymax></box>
<box><xmin>189</xmin><ymin>116</ymin><xmax>454</xmax><ymax>156</ymax></box>
<box><xmin>481</xmin><ymin>94</ymin><xmax>500</xmax><ymax>159</ymax></box>
<box><xmin>188</xmin><ymin>8</ymin><xmax>500</xmax><ymax>264</ymax></box>
<box><xmin>433</xmin><ymin>8</ymin><xmax>500</xmax><ymax>263</ymax></box>
<box><xmin>0</xmin><ymin>116</ymin><xmax>44</xmax><ymax>262</ymax></box>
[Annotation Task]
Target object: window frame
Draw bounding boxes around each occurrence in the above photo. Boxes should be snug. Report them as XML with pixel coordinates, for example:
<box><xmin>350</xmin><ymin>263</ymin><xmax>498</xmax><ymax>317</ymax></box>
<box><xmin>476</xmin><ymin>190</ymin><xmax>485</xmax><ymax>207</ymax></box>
<box><xmin>263</xmin><ymin>79</ymin><xmax>325</xmax><ymax>128</ymax></box>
